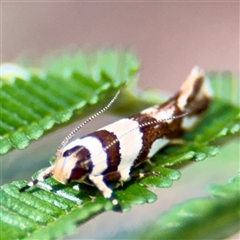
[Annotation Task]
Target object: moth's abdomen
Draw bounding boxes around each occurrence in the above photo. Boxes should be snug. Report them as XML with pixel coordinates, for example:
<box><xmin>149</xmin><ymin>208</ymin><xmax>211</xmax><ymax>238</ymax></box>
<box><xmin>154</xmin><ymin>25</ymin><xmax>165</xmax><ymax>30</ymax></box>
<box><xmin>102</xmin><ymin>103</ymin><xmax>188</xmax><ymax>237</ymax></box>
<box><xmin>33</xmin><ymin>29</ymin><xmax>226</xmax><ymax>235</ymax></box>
<box><xmin>130</xmin><ymin>113</ymin><xmax>178</xmax><ymax>166</ymax></box>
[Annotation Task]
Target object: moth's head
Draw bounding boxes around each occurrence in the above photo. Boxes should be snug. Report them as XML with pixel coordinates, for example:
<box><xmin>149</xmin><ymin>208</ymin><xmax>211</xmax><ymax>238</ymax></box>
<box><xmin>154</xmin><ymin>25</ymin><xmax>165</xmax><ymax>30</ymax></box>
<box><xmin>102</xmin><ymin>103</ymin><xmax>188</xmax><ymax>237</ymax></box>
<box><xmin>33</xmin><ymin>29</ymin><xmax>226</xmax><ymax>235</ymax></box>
<box><xmin>53</xmin><ymin>144</ymin><xmax>92</xmax><ymax>184</ymax></box>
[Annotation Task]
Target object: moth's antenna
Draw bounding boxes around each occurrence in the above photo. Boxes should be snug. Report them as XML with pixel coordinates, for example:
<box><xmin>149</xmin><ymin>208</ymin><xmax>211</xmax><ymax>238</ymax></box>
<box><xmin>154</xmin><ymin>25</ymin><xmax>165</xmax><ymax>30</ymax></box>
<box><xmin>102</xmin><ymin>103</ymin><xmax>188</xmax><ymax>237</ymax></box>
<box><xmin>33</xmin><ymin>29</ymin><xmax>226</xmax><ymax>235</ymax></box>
<box><xmin>136</xmin><ymin>112</ymin><xmax>188</xmax><ymax>131</ymax></box>
<box><xmin>57</xmin><ymin>84</ymin><xmax>124</xmax><ymax>152</ymax></box>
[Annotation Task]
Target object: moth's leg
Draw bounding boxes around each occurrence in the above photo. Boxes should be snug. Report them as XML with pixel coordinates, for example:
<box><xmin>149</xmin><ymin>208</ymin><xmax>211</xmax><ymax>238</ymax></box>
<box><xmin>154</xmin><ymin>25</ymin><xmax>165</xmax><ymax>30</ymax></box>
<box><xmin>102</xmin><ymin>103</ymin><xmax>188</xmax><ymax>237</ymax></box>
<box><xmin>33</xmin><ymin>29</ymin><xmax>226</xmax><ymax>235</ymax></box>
<box><xmin>134</xmin><ymin>157</ymin><xmax>154</xmax><ymax>168</ymax></box>
<box><xmin>103</xmin><ymin>171</ymin><xmax>121</xmax><ymax>182</ymax></box>
<box><xmin>102</xmin><ymin>164</ymin><xmax>160</xmax><ymax>182</ymax></box>
<box><xmin>169</xmin><ymin>138</ymin><xmax>184</xmax><ymax>145</ymax></box>
<box><xmin>88</xmin><ymin>172</ymin><xmax>125</xmax><ymax>211</ymax></box>
<box><xmin>103</xmin><ymin>168</ymin><xmax>159</xmax><ymax>185</ymax></box>
<box><xmin>81</xmin><ymin>178</ymin><xmax>95</xmax><ymax>186</ymax></box>
<box><xmin>88</xmin><ymin>174</ymin><xmax>119</xmax><ymax>205</ymax></box>
<box><xmin>103</xmin><ymin>171</ymin><xmax>125</xmax><ymax>187</ymax></box>
<box><xmin>19</xmin><ymin>165</ymin><xmax>54</xmax><ymax>192</ymax></box>
<box><xmin>145</xmin><ymin>158</ymin><xmax>154</xmax><ymax>166</ymax></box>
<box><xmin>130</xmin><ymin>171</ymin><xmax>160</xmax><ymax>179</ymax></box>
<box><xmin>92</xmin><ymin>169</ymin><xmax>159</xmax><ymax>210</ymax></box>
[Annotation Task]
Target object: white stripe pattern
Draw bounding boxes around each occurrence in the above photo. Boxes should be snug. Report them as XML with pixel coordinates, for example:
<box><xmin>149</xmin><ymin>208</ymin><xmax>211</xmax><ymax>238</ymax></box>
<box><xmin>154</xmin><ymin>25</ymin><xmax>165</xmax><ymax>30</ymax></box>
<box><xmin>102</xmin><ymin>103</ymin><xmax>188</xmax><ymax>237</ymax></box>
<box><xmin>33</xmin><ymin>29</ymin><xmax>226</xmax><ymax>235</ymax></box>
<box><xmin>141</xmin><ymin>106</ymin><xmax>175</xmax><ymax>123</ymax></box>
<box><xmin>101</xmin><ymin>118</ymin><xmax>143</xmax><ymax>180</ymax></box>
<box><xmin>147</xmin><ymin>138</ymin><xmax>169</xmax><ymax>158</ymax></box>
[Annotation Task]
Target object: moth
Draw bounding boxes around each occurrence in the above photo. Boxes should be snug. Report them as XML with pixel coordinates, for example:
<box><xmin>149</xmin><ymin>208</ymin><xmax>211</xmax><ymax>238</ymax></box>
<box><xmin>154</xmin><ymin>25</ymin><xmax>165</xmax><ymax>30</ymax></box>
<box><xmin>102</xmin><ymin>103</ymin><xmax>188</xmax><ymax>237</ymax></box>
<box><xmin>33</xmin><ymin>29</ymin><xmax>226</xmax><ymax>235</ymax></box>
<box><xmin>19</xmin><ymin>66</ymin><xmax>212</xmax><ymax>207</ymax></box>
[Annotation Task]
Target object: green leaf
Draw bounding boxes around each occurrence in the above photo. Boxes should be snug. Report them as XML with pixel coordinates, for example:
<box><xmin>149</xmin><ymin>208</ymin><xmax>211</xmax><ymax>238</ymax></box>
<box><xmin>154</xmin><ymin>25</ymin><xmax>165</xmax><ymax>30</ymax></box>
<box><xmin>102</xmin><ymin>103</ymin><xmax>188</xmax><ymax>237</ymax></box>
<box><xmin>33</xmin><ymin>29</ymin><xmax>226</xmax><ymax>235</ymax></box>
<box><xmin>0</xmin><ymin>180</ymin><xmax>110</xmax><ymax>239</ymax></box>
<box><xmin>1</xmin><ymin>51</ymin><xmax>239</xmax><ymax>240</ymax></box>
<box><xmin>121</xmin><ymin>175</ymin><xmax>240</xmax><ymax>240</ymax></box>
<box><xmin>1</xmin><ymin>94</ymin><xmax>239</xmax><ymax>239</ymax></box>
<box><xmin>0</xmin><ymin>50</ymin><xmax>139</xmax><ymax>154</ymax></box>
